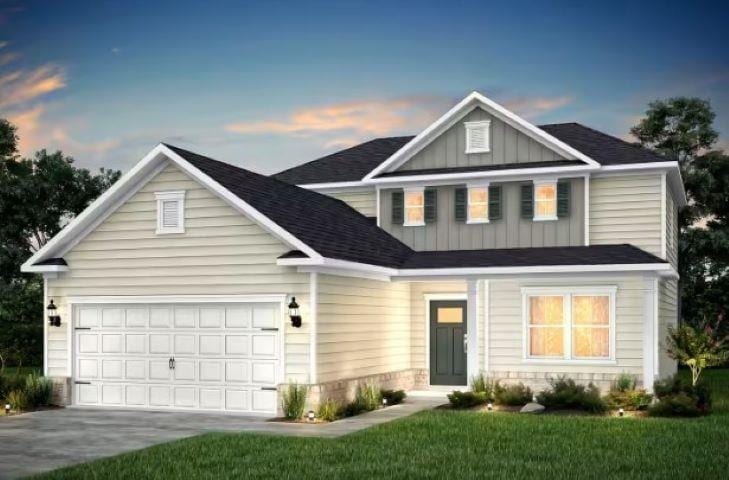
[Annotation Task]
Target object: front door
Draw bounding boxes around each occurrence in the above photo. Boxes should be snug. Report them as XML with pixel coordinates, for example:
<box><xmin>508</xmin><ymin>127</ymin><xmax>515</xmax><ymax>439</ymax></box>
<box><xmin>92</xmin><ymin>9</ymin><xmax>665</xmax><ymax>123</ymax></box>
<box><xmin>429</xmin><ymin>300</ymin><xmax>467</xmax><ymax>386</ymax></box>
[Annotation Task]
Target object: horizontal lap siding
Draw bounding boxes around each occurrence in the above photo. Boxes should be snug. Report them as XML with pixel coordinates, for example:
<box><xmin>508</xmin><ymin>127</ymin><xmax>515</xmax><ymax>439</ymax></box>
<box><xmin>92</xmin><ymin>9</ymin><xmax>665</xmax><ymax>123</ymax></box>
<box><xmin>46</xmin><ymin>162</ymin><xmax>310</xmax><ymax>382</ymax></box>
<box><xmin>590</xmin><ymin>174</ymin><xmax>662</xmax><ymax>257</ymax></box>
<box><xmin>485</xmin><ymin>275</ymin><xmax>646</xmax><ymax>377</ymax></box>
<box><xmin>316</xmin><ymin>275</ymin><xmax>411</xmax><ymax>383</ymax></box>
<box><xmin>658</xmin><ymin>278</ymin><xmax>678</xmax><ymax>378</ymax></box>
<box><xmin>322</xmin><ymin>189</ymin><xmax>377</xmax><ymax>217</ymax></box>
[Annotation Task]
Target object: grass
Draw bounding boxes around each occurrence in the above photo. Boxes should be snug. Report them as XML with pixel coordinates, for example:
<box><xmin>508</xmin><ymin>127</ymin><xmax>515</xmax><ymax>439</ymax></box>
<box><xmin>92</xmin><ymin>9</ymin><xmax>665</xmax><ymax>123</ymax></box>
<box><xmin>35</xmin><ymin>369</ymin><xmax>729</xmax><ymax>479</ymax></box>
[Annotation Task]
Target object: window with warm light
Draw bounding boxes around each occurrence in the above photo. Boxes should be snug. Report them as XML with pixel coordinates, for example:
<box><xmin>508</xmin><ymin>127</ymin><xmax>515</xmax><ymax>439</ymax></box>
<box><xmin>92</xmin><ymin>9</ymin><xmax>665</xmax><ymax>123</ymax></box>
<box><xmin>533</xmin><ymin>181</ymin><xmax>557</xmax><ymax>221</ymax></box>
<box><xmin>524</xmin><ymin>288</ymin><xmax>615</xmax><ymax>361</ymax></box>
<box><xmin>467</xmin><ymin>185</ymin><xmax>489</xmax><ymax>223</ymax></box>
<box><xmin>404</xmin><ymin>188</ymin><xmax>425</xmax><ymax>226</ymax></box>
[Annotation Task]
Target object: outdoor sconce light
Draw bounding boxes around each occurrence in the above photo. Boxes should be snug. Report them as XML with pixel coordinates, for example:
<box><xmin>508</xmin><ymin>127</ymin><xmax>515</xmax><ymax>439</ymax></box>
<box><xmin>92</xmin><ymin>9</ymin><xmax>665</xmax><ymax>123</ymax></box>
<box><xmin>618</xmin><ymin>408</ymin><xmax>625</xmax><ymax>417</ymax></box>
<box><xmin>4</xmin><ymin>404</ymin><xmax>9</xmax><ymax>414</ymax></box>
<box><xmin>288</xmin><ymin>297</ymin><xmax>302</xmax><ymax>328</ymax></box>
<box><xmin>382</xmin><ymin>397</ymin><xmax>388</xmax><ymax>407</ymax></box>
<box><xmin>307</xmin><ymin>410</ymin><xmax>315</xmax><ymax>422</ymax></box>
<box><xmin>487</xmin><ymin>403</ymin><xmax>493</xmax><ymax>412</ymax></box>
<box><xmin>47</xmin><ymin>299</ymin><xmax>61</xmax><ymax>327</ymax></box>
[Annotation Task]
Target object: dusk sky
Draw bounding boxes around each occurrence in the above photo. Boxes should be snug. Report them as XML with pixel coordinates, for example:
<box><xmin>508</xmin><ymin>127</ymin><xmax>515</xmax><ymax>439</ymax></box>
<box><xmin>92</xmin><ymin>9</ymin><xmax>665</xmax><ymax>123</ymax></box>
<box><xmin>2</xmin><ymin>0</ymin><xmax>728</xmax><ymax>174</ymax></box>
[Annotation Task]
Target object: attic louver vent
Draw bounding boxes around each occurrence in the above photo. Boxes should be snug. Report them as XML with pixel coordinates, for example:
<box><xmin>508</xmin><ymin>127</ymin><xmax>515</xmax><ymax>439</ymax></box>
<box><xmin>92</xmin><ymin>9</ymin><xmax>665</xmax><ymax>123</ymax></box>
<box><xmin>155</xmin><ymin>191</ymin><xmax>185</xmax><ymax>234</ymax></box>
<box><xmin>162</xmin><ymin>200</ymin><xmax>180</xmax><ymax>228</ymax></box>
<box><xmin>465</xmin><ymin>120</ymin><xmax>491</xmax><ymax>154</ymax></box>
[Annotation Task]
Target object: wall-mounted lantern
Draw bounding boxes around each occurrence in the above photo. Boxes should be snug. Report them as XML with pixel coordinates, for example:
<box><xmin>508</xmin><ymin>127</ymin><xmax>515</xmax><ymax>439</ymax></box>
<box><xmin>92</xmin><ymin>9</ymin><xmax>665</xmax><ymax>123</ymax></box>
<box><xmin>288</xmin><ymin>297</ymin><xmax>302</xmax><ymax>328</ymax></box>
<box><xmin>47</xmin><ymin>299</ymin><xmax>61</xmax><ymax>327</ymax></box>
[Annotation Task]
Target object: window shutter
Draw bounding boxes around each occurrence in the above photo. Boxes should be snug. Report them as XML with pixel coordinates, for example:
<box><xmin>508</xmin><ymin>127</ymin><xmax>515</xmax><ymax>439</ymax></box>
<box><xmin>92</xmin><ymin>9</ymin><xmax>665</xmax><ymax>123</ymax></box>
<box><xmin>161</xmin><ymin>200</ymin><xmax>180</xmax><ymax>228</ymax></box>
<box><xmin>424</xmin><ymin>188</ymin><xmax>437</xmax><ymax>223</ymax></box>
<box><xmin>391</xmin><ymin>190</ymin><xmax>404</xmax><ymax>224</ymax></box>
<box><xmin>488</xmin><ymin>185</ymin><xmax>502</xmax><ymax>220</ymax></box>
<box><xmin>557</xmin><ymin>181</ymin><xmax>570</xmax><ymax>217</ymax></box>
<box><xmin>520</xmin><ymin>184</ymin><xmax>533</xmax><ymax>218</ymax></box>
<box><xmin>454</xmin><ymin>188</ymin><xmax>467</xmax><ymax>222</ymax></box>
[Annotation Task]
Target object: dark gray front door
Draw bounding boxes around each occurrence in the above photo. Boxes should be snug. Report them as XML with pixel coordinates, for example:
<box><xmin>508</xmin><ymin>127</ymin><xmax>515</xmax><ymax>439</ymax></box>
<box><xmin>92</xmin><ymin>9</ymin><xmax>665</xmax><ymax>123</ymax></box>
<box><xmin>429</xmin><ymin>300</ymin><xmax>467</xmax><ymax>385</ymax></box>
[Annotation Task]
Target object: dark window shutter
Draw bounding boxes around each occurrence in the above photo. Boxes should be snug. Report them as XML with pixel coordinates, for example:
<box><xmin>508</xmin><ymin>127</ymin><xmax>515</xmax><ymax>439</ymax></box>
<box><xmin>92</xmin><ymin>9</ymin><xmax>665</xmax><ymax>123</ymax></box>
<box><xmin>454</xmin><ymin>188</ymin><xmax>467</xmax><ymax>222</ymax></box>
<box><xmin>424</xmin><ymin>188</ymin><xmax>437</xmax><ymax>223</ymax></box>
<box><xmin>489</xmin><ymin>185</ymin><xmax>502</xmax><ymax>220</ymax></box>
<box><xmin>557</xmin><ymin>181</ymin><xmax>570</xmax><ymax>217</ymax></box>
<box><xmin>520</xmin><ymin>184</ymin><xmax>533</xmax><ymax>218</ymax></box>
<box><xmin>391</xmin><ymin>190</ymin><xmax>404</xmax><ymax>224</ymax></box>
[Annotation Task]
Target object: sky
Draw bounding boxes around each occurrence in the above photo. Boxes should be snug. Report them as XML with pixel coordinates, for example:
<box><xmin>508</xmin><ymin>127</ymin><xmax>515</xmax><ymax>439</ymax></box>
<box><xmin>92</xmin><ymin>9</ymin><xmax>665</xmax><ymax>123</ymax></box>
<box><xmin>1</xmin><ymin>0</ymin><xmax>728</xmax><ymax>174</ymax></box>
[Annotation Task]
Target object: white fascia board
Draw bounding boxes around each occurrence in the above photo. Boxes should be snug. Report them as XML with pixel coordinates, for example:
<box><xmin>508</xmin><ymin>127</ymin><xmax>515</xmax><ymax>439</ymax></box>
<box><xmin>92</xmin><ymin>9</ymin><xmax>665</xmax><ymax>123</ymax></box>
<box><xmin>299</xmin><ymin>181</ymin><xmax>369</xmax><ymax>190</ymax></box>
<box><xmin>366</xmin><ymin>164</ymin><xmax>596</xmax><ymax>187</ymax></box>
<box><xmin>277</xmin><ymin>256</ymin><xmax>397</xmax><ymax>276</ymax></box>
<box><xmin>365</xmin><ymin>91</ymin><xmax>600</xmax><ymax>180</ymax></box>
<box><xmin>22</xmin><ymin>265</ymin><xmax>70</xmax><ymax>273</ymax></box>
<box><xmin>23</xmin><ymin>144</ymin><xmax>323</xmax><ymax>271</ymax></box>
<box><xmin>65</xmin><ymin>294</ymin><xmax>287</xmax><ymax>304</ymax></box>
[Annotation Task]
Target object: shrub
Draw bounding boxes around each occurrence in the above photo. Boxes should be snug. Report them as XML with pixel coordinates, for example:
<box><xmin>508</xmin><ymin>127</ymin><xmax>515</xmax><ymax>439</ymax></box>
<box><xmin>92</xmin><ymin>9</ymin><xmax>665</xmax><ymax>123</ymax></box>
<box><xmin>317</xmin><ymin>399</ymin><xmax>341</xmax><ymax>422</ymax></box>
<box><xmin>536</xmin><ymin>377</ymin><xmax>607</xmax><ymax>413</ymax></box>
<box><xmin>649</xmin><ymin>375</ymin><xmax>711</xmax><ymax>416</ymax></box>
<box><xmin>281</xmin><ymin>382</ymin><xmax>308</xmax><ymax>419</ymax></box>
<box><xmin>343</xmin><ymin>400</ymin><xmax>365</xmax><ymax>417</ymax></box>
<box><xmin>381</xmin><ymin>389</ymin><xmax>406</xmax><ymax>406</ymax></box>
<box><xmin>7</xmin><ymin>389</ymin><xmax>28</xmax><ymax>411</ymax></box>
<box><xmin>613</xmin><ymin>372</ymin><xmax>637</xmax><ymax>392</ymax></box>
<box><xmin>24</xmin><ymin>373</ymin><xmax>53</xmax><ymax>407</ymax></box>
<box><xmin>471</xmin><ymin>374</ymin><xmax>497</xmax><ymax>401</ymax></box>
<box><xmin>666</xmin><ymin>322</ymin><xmax>728</xmax><ymax>386</ymax></box>
<box><xmin>447</xmin><ymin>390</ymin><xmax>487</xmax><ymax>409</ymax></box>
<box><xmin>603</xmin><ymin>373</ymin><xmax>652</xmax><ymax>411</ymax></box>
<box><xmin>0</xmin><ymin>373</ymin><xmax>25</xmax><ymax>401</ymax></box>
<box><xmin>354</xmin><ymin>383</ymin><xmax>381</xmax><ymax>412</ymax></box>
<box><xmin>495</xmin><ymin>383</ymin><xmax>533</xmax><ymax>406</ymax></box>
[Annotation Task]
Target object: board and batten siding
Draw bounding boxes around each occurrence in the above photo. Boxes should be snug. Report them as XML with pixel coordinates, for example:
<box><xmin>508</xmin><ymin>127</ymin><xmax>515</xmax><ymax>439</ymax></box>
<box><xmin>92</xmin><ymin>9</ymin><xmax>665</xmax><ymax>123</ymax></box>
<box><xmin>589</xmin><ymin>174</ymin><xmax>663</xmax><ymax>257</ymax></box>
<box><xmin>658</xmin><ymin>278</ymin><xmax>679</xmax><ymax>379</ymax></box>
<box><xmin>483</xmin><ymin>275</ymin><xmax>649</xmax><ymax>384</ymax></box>
<box><xmin>316</xmin><ymin>274</ymin><xmax>411</xmax><ymax>383</ymax></box>
<box><xmin>318</xmin><ymin>188</ymin><xmax>377</xmax><ymax>217</ymax></box>
<box><xmin>380</xmin><ymin>178</ymin><xmax>584</xmax><ymax>251</ymax></box>
<box><xmin>397</xmin><ymin>107</ymin><xmax>567</xmax><ymax>171</ymax></box>
<box><xmin>45</xmin><ymin>162</ymin><xmax>311</xmax><ymax>382</ymax></box>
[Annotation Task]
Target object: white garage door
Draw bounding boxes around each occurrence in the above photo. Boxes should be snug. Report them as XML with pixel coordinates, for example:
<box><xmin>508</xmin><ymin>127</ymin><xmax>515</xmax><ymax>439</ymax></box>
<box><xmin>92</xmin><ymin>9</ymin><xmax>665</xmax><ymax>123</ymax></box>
<box><xmin>73</xmin><ymin>302</ymin><xmax>281</xmax><ymax>414</ymax></box>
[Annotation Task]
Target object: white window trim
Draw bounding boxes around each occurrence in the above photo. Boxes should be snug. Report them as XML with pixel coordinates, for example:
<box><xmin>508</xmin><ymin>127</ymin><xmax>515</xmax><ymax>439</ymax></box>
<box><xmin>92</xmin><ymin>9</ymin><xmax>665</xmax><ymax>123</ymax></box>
<box><xmin>466</xmin><ymin>182</ymin><xmax>490</xmax><ymax>224</ymax></box>
<box><xmin>155</xmin><ymin>190</ymin><xmax>185</xmax><ymax>234</ymax></box>
<box><xmin>403</xmin><ymin>187</ymin><xmax>425</xmax><ymax>227</ymax></box>
<box><xmin>521</xmin><ymin>286</ymin><xmax>617</xmax><ymax>365</ymax></box>
<box><xmin>532</xmin><ymin>179</ymin><xmax>558</xmax><ymax>222</ymax></box>
<box><xmin>465</xmin><ymin>120</ymin><xmax>491</xmax><ymax>154</ymax></box>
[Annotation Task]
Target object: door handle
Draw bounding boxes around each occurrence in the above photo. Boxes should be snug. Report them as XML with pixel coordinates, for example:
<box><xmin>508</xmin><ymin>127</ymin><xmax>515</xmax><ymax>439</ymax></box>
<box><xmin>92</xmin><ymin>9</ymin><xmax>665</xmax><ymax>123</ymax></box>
<box><xmin>169</xmin><ymin>357</ymin><xmax>174</xmax><ymax>370</ymax></box>
<box><xmin>463</xmin><ymin>334</ymin><xmax>468</xmax><ymax>353</ymax></box>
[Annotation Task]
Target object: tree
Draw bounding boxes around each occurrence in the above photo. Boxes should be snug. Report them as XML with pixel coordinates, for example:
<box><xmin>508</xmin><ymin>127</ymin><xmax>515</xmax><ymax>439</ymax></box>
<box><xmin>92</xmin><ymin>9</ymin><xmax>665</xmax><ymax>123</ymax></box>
<box><xmin>666</xmin><ymin>321</ymin><xmax>729</xmax><ymax>386</ymax></box>
<box><xmin>0</xmin><ymin>119</ymin><xmax>121</xmax><ymax>367</ymax></box>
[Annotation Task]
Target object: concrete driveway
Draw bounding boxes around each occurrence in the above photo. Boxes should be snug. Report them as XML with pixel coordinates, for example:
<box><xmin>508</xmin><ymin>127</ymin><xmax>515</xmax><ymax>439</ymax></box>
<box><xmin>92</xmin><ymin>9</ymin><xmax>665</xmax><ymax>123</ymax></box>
<box><xmin>0</xmin><ymin>397</ymin><xmax>442</xmax><ymax>479</ymax></box>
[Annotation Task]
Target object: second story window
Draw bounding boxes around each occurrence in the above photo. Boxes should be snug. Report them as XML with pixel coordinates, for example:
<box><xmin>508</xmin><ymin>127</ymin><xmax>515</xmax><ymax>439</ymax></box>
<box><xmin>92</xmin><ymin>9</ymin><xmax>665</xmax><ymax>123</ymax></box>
<box><xmin>533</xmin><ymin>180</ymin><xmax>558</xmax><ymax>221</ymax></box>
<box><xmin>404</xmin><ymin>188</ymin><xmax>425</xmax><ymax>226</ymax></box>
<box><xmin>467</xmin><ymin>184</ymin><xmax>489</xmax><ymax>223</ymax></box>
<box><xmin>155</xmin><ymin>190</ymin><xmax>185</xmax><ymax>234</ymax></box>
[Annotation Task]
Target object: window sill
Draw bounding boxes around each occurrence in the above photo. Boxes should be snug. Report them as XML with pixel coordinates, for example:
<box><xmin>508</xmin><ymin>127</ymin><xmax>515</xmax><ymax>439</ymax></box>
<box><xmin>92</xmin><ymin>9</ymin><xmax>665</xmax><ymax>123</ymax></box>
<box><xmin>403</xmin><ymin>222</ymin><xmax>425</xmax><ymax>227</ymax></box>
<box><xmin>466</xmin><ymin>218</ymin><xmax>490</xmax><ymax>225</ymax></box>
<box><xmin>465</xmin><ymin>148</ymin><xmax>491</xmax><ymax>154</ymax></box>
<box><xmin>522</xmin><ymin>358</ymin><xmax>617</xmax><ymax>366</ymax></box>
<box><xmin>532</xmin><ymin>215</ymin><xmax>558</xmax><ymax>222</ymax></box>
<box><xmin>155</xmin><ymin>228</ymin><xmax>185</xmax><ymax>235</ymax></box>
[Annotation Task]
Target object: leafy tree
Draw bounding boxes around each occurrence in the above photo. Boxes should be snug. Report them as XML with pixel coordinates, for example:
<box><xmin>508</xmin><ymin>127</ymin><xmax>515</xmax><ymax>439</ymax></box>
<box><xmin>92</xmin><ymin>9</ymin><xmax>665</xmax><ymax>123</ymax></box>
<box><xmin>666</xmin><ymin>321</ymin><xmax>729</xmax><ymax>386</ymax></box>
<box><xmin>0</xmin><ymin>119</ymin><xmax>121</xmax><ymax>366</ymax></box>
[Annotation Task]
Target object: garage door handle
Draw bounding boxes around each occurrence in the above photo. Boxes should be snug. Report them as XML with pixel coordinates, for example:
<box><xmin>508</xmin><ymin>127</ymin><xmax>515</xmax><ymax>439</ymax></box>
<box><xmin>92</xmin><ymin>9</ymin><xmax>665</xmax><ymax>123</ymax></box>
<box><xmin>75</xmin><ymin>327</ymin><xmax>91</xmax><ymax>330</ymax></box>
<box><xmin>260</xmin><ymin>328</ymin><xmax>278</xmax><ymax>331</ymax></box>
<box><xmin>260</xmin><ymin>387</ymin><xmax>277</xmax><ymax>391</ymax></box>
<box><xmin>75</xmin><ymin>381</ymin><xmax>91</xmax><ymax>385</ymax></box>
<box><xmin>169</xmin><ymin>358</ymin><xmax>175</xmax><ymax>370</ymax></box>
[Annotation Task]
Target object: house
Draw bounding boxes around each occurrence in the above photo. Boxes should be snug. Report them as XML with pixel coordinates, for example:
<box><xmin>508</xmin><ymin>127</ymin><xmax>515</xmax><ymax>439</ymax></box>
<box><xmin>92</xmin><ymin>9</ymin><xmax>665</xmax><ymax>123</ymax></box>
<box><xmin>22</xmin><ymin>92</ymin><xmax>682</xmax><ymax>415</ymax></box>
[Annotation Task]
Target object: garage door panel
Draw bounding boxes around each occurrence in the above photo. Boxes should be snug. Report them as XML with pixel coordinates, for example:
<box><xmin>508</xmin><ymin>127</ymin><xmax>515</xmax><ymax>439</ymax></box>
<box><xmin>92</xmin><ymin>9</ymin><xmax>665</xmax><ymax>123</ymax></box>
<box><xmin>74</xmin><ymin>302</ymin><xmax>280</xmax><ymax>414</ymax></box>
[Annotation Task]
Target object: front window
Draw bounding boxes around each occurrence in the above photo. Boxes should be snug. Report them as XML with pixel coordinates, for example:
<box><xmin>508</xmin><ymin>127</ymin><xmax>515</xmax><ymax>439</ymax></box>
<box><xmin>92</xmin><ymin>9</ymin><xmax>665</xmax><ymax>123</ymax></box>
<box><xmin>404</xmin><ymin>188</ymin><xmax>424</xmax><ymax>226</ymax></box>
<box><xmin>524</xmin><ymin>288</ymin><xmax>614</xmax><ymax>361</ymax></box>
<box><xmin>534</xmin><ymin>181</ymin><xmax>557</xmax><ymax>221</ymax></box>
<box><xmin>467</xmin><ymin>185</ymin><xmax>489</xmax><ymax>223</ymax></box>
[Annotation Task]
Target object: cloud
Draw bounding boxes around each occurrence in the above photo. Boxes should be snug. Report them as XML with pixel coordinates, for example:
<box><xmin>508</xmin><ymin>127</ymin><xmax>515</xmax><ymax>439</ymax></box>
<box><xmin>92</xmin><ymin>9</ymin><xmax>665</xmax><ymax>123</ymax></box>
<box><xmin>225</xmin><ymin>95</ymin><xmax>453</xmax><ymax>139</ymax></box>
<box><xmin>111</xmin><ymin>47</ymin><xmax>121</xmax><ymax>55</ymax></box>
<box><xmin>503</xmin><ymin>95</ymin><xmax>574</xmax><ymax>119</ymax></box>
<box><xmin>0</xmin><ymin>64</ymin><xmax>66</xmax><ymax>109</ymax></box>
<box><xmin>6</xmin><ymin>105</ymin><xmax>44</xmax><ymax>154</ymax></box>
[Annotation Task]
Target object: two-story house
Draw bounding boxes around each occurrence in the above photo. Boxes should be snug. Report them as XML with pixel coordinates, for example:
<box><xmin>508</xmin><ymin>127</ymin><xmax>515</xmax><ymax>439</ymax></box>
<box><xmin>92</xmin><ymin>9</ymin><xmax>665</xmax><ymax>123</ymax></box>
<box><xmin>23</xmin><ymin>92</ymin><xmax>682</xmax><ymax>414</ymax></box>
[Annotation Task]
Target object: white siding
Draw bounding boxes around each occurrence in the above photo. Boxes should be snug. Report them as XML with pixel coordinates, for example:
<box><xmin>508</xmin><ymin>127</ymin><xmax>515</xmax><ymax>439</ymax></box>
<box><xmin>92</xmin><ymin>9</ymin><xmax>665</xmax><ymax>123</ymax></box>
<box><xmin>316</xmin><ymin>275</ymin><xmax>411</xmax><ymax>383</ymax></box>
<box><xmin>46</xmin><ymin>162</ymin><xmax>310</xmax><ymax>382</ymax></box>
<box><xmin>590</xmin><ymin>174</ymin><xmax>663</xmax><ymax>257</ymax></box>
<box><xmin>658</xmin><ymin>278</ymin><xmax>679</xmax><ymax>379</ymax></box>
<box><xmin>319</xmin><ymin>188</ymin><xmax>377</xmax><ymax>217</ymax></box>
<box><xmin>666</xmin><ymin>187</ymin><xmax>678</xmax><ymax>267</ymax></box>
<box><xmin>483</xmin><ymin>275</ymin><xmax>648</xmax><ymax>385</ymax></box>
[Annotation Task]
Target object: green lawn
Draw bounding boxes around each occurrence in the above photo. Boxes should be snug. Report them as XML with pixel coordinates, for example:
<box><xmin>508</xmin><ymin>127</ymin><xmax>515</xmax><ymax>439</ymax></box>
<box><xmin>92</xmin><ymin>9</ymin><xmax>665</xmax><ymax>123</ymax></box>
<box><xmin>36</xmin><ymin>369</ymin><xmax>729</xmax><ymax>479</ymax></box>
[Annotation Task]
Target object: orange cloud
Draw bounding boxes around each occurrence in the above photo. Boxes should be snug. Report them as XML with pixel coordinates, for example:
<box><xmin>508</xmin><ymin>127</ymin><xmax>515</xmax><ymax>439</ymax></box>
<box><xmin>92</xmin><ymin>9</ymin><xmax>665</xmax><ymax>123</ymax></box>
<box><xmin>503</xmin><ymin>96</ymin><xmax>574</xmax><ymax>119</ymax></box>
<box><xmin>7</xmin><ymin>105</ymin><xmax>44</xmax><ymax>154</ymax></box>
<box><xmin>0</xmin><ymin>64</ymin><xmax>66</xmax><ymax>109</ymax></box>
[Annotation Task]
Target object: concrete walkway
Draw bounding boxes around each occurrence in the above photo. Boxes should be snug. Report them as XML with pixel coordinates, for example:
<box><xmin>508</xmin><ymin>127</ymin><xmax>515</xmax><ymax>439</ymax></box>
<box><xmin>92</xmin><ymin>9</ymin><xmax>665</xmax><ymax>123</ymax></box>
<box><xmin>0</xmin><ymin>396</ymin><xmax>444</xmax><ymax>479</ymax></box>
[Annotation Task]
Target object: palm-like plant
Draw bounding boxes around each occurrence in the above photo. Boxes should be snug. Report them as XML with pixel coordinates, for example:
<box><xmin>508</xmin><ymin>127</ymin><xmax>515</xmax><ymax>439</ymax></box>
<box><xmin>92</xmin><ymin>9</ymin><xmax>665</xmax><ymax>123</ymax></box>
<box><xmin>666</xmin><ymin>318</ymin><xmax>729</xmax><ymax>386</ymax></box>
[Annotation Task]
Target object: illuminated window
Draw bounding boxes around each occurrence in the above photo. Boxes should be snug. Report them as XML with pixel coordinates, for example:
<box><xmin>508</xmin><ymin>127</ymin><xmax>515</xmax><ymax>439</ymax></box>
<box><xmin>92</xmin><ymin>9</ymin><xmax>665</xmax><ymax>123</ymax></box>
<box><xmin>524</xmin><ymin>288</ymin><xmax>614</xmax><ymax>361</ymax></box>
<box><xmin>534</xmin><ymin>181</ymin><xmax>557</xmax><ymax>221</ymax></box>
<box><xmin>467</xmin><ymin>184</ymin><xmax>489</xmax><ymax>223</ymax></box>
<box><xmin>404</xmin><ymin>188</ymin><xmax>425</xmax><ymax>226</ymax></box>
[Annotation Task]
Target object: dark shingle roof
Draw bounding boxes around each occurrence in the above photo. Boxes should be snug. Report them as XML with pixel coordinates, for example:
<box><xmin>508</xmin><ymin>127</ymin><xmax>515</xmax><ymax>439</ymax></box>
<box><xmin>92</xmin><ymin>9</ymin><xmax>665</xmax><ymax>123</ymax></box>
<box><xmin>166</xmin><ymin>145</ymin><xmax>413</xmax><ymax>268</ymax></box>
<box><xmin>401</xmin><ymin>244</ymin><xmax>664</xmax><ymax>269</ymax></box>
<box><xmin>540</xmin><ymin>123</ymin><xmax>668</xmax><ymax>165</ymax></box>
<box><xmin>272</xmin><ymin>136</ymin><xmax>413</xmax><ymax>184</ymax></box>
<box><xmin>375</xmin><ymin>159</ymin><xmax>585</xmax><ymax>178</ymax></box>
<box><xmin>271</xmin><ymin>123</ymin><xmax>670</xmax><ymax>184</ymax></box>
